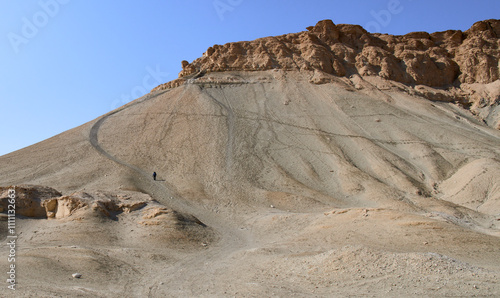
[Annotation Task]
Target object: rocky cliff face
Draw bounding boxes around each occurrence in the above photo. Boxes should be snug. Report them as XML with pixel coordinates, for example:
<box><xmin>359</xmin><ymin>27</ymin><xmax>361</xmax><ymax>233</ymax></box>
<box><xmin>154</xmin><ymin>19</ymin><xmax>500</xmax><ymax>129</ymax></box>
<box><xmin>179</xmin><ymin>19</ymin><xmax>499</xmax><ymax>86</ymax></box>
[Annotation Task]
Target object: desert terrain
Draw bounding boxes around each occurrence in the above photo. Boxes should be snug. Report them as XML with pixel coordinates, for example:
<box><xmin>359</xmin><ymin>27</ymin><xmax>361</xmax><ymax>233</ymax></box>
<box><xmin>1</xmin><ymin>19</ymin><xmax>500</xmax><ymax>297</ymax></box>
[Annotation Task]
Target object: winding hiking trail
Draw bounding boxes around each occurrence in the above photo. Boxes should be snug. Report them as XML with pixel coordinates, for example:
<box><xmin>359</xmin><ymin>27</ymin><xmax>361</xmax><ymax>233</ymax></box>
<box><xmin>2</xmin><ymin>17</ymin><xmax>500</xmax><ymax>296</ymax></box>
<box><xmin>89</xmin><ymin>88</ymin><xmax>256</xmax><ymax>296</ymax></box>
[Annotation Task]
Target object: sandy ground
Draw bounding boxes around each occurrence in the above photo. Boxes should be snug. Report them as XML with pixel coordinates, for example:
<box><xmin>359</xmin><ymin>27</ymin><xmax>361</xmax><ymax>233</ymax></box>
<box><xmin>1</xmin><ymin>70</ymin><xmax>500</xmax><ymax>297</ymax></box>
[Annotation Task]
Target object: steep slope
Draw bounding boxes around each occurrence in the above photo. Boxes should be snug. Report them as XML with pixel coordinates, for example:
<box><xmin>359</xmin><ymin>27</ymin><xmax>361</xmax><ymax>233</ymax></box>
<box><xmin>160</xmin><ymin>19</ymin><xmax>500</xmax><ymax>129</ymax></box>
<box><xmin>1</xmin><ymin>20</ymin><xmax>500</xmax><ymax>297</ymax></box>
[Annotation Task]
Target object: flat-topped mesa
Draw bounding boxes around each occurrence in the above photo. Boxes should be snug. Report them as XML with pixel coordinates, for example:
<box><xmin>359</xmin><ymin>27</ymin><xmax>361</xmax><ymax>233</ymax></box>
<box><xmin>176</xmin><ymin>19</ymin><xmax>499</xmax><ymax>87</ymax></box>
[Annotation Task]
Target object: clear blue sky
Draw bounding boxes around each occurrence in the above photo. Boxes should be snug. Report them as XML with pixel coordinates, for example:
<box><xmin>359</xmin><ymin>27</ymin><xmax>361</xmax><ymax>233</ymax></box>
<box><xmin>1</xmin><ymin>0</ymin><xmax>498</xmax><ymax>156</ymax></box>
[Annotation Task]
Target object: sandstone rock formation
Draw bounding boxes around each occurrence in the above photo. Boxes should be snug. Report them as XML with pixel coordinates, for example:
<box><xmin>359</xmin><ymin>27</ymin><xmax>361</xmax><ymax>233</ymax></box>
<box><xmin>179</xmin><ymin>19</ymin><xmax>499</xmax><ymax>86</ymax></box>
<box><xmin>154</xmin><ymin>19</ymin><xmax>500</xmax><ymax>129</ymax></box>
<box><xmin>42</xmin><ymin>191</ymin><xmax>151</xmax><ymax>219</ymax></box>
<box><xmin>1</xmin><ymin>185</ymin><xmax>157</xmax><ymax>220</ymax></box>
<box><xmin>0</xmin><ymin>185</ymin><xmax>62</xmax><ymax>217</ymax></box>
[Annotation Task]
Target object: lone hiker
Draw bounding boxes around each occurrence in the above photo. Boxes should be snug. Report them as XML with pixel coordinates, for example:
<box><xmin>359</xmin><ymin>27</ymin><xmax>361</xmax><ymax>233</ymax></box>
<box><xmin>153</xmin><ymin>172</ymin><xmax>157</xmax><ymax>181</ymax></box>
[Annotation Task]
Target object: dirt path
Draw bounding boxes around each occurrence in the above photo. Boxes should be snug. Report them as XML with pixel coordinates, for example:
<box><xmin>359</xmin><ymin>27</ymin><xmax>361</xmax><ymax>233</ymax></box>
<box><xmin>88</xmin><ymin>87</ymin><xmax>256</xmax><ymax>296</ymax></box>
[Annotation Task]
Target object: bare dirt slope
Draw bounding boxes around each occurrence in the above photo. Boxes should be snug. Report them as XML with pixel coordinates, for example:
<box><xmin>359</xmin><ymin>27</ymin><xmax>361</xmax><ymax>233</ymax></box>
<box><xmin>1</xmin><ymin>18</ymin><xmax>500</xmax><ymax>296</ymax></box>
<box><xmin>1</xmin><ymin>70</ymin><xmax>500</xmax><ymax>297</ymax></box>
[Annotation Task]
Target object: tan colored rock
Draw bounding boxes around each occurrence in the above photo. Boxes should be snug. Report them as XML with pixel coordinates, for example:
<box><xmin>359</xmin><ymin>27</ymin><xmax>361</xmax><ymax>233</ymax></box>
<box><xmin>142</xmin><ymin>206</ymin><xmax>171</xmax><ymax>219</ymax></box>
<box><xmin>42</xmin><ymin>198</ymin><xmax>58</xmax><ymax>218</ymax></box>
<box><xmin>139</xmin><ymin>207</ymin><xmax>175</xmax><ymax>226</ymax></box>
<box><xmin>118</xmin><ymin>200</ymin><xmax>147</xmax><ymax>213</ymax></box>
<box><xmin>1</xmin><ymin>186</ymin><xmax>153</xmax><ymax>219</ymax></box>
<box><xmin>42</xmin><ymin>196</ymin><xmax>86</xmax><ymax>219</ymax></box>
<box><xmin>0</xmin><ymin>185</ymin><xmax>62</xmax><ymax>218</ymax></box>
<box><xmin>152</xmin><ymin>18</ymin><xmax>499</xmax><ymax>128</ymax></box>
<box><xmin>174</xmin><ymin>19</ymin><xmax>498</xmax><ymax>88</ymax></box>
<box><xmin>152</xmin><ymin>78</ymin><xmax>186</xmax><ymax>92</ymax></box>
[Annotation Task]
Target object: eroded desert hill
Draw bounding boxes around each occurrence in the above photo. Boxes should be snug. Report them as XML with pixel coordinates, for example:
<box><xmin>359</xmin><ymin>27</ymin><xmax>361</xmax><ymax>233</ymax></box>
<box><xmin>1</xmin><ymin>20</ymin><xmax>500</xmax><ymax>297</ymax></box>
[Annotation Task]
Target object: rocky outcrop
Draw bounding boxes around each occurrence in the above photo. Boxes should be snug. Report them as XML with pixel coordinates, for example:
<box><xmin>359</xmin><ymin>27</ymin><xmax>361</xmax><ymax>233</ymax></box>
<box><xmin>41</xmin><ymin>192</ymin><xmax>149</xmax><ymax>219</ymax></box>
<box><xmin>0</xmin><ymin>185</ymin><xmax>209</xmax><ymax>233</ymax></box>
<box><xmin>152</xmin><ymin>19</ymin><xmax>500</xmax><ymax>129</ymax></box>
<box><xmin>0</xmin><ymin>185</ymin><xmax>150</xmax><ymax>219</ymax></box>
<box><xmin>0</xmin><ymin>185</ymin><xmax>62</xmax><ymax>217</ymax></box>
<box><xmin>177</xmin><ymin>19</ymin><xmax>499</xmax><ymax>87</ymax></box>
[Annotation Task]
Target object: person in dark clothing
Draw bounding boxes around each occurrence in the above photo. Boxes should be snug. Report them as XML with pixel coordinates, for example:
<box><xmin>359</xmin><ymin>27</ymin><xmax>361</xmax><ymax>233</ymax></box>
<box><xmin>153</xmin><ymin>172</ymin><xmax>157</xmax><ymax>181</ymax></box>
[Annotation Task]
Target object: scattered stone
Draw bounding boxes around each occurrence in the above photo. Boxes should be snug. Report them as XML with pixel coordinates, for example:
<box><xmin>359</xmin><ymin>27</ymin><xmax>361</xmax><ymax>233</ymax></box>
<box><xmin>72</xmin><ymin>273</ymin><xmax>82</xmax><ymax>279</ymax></box>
